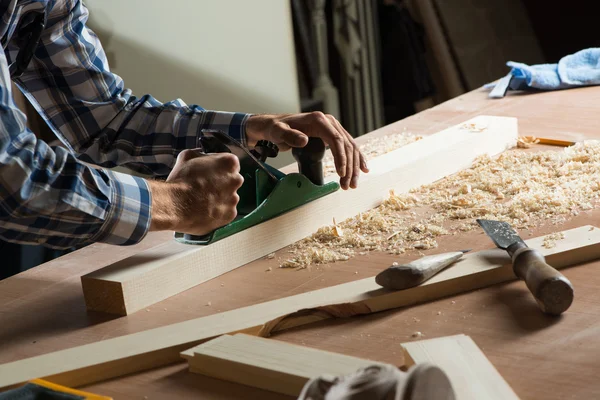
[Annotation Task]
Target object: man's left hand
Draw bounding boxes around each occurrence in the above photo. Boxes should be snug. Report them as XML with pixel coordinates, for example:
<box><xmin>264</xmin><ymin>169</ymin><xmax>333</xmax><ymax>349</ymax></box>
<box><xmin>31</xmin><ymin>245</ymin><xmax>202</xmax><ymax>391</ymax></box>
<box><xmin>245</xmin><ymin>112</ymin><xmax>369</xmax><ymax>190</ymax></box>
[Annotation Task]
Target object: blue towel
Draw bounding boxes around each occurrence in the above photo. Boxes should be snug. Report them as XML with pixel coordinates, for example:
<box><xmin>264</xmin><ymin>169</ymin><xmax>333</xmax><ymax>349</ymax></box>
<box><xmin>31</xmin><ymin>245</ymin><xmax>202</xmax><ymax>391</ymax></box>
<box><xmin>486</xmin><ymin>48</ymin><xmax>600</xmax><ymax>94</ymax></box>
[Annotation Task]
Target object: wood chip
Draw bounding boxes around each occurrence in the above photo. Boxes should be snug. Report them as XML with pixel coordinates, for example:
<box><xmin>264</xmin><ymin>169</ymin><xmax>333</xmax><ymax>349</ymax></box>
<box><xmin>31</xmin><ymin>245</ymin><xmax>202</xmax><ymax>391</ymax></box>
<box><xmin>517</xmin><ymin>135</ymin><xmax>541</xmax><ymax>148</ymax></box>
<box><xmin>322</xmin><ymin>132</ymin><xmax>423</xmax><ymax>176</ymax></box>
<box><xmin>461</xmin><ymin>122</ymin><xmax>488</xmax><ymax>132</ymax></box>
<box><xmin>332</xmin><ymin>218</ymin><xmax>344</xmax><ymax>237</ymax></box>
<box><xmin>542</xmin><ymin>232</ymin><xmax>566</xmax><ymax>248</ymax></box>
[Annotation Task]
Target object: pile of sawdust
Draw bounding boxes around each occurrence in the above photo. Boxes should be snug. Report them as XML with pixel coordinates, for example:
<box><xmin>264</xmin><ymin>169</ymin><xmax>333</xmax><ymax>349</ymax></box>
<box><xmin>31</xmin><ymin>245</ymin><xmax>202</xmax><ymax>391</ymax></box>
<box><xmin>542</xmin><ymin>232</ymin><xmax>566</xmax><ymax>249</ymax></box>
<box><xmin>281</xmin><ymin>140</ymin><xmax>600</xmax><ymax>269</ymax></box>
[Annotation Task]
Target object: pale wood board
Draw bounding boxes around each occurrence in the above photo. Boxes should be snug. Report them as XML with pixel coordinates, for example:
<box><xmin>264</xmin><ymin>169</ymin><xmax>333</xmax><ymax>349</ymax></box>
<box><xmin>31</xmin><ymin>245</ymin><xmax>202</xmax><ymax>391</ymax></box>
<box><xmin>1</xmin><ymin>225</ymin><xmax>598</xmax><ymax>390</ymax></box>
<box><xmin>186</xmin><ymin>333</ymin><xmax>390</xmax><ymax>397</ymax></box>
<box><xmin>402</xmin><ymin>334</ymin><xmax>520</xmax><ymax>399</ymax></box>
<box><xmin>80</xmin><ymin>115</ymin><xmax>518</xmax><ymax>315</ymax></box>
<box><xmin>186</xmin><ymin>333</ymin><xmax>518</xmax><ymax>399</ymax></box>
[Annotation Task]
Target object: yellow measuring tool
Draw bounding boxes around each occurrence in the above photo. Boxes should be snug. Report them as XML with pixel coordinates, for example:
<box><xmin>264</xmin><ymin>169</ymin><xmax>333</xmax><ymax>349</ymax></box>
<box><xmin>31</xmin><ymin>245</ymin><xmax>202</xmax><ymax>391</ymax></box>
<box><xmin>0</xmin><ymin>379</ymin><xmax>112</xmax><ymax>399</ymax></box>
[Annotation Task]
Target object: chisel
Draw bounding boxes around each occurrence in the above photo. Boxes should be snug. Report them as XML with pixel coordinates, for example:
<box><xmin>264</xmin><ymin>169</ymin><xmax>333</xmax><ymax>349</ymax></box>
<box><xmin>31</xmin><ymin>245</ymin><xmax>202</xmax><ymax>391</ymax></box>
<box><xmin>477</xmin><ymin>219</ymin><xmax>574</xmax><ymax>315</ymax></box>
<box><xmin>375</xmin><ymin>250</ymin><xmax>469</xmax><ymax>290</ymax></box>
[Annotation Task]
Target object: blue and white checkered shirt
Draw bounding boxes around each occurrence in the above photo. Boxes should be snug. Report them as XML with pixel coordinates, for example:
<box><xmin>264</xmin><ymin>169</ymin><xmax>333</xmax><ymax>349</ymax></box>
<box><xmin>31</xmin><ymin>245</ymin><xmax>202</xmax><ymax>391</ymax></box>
<box><xmin>0</xmin><ymin>0</ymin><xmax>251</xmax><ymax>249</ymax></box>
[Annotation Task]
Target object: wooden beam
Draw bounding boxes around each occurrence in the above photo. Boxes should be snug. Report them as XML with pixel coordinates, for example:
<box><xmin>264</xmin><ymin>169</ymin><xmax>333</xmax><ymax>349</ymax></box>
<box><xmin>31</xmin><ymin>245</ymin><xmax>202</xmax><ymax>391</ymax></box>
<box><xmin>185</xmin><ymin>333</ymin><xmax>391</xmax><ymax>397</ymax></box>
<box><xmin>402</xmin><ymin>334</ymin><xmax>520</xmax><ymax>399</ymax></box>
<box><xmin>81</xmin><ymin>115</ymin><xmax>518</xmax><ymax>315</ymax></box>
<box><xmin>1</xmin><ymin>225</ymin><xmax>598</xmax><ymax>390</ymax></box>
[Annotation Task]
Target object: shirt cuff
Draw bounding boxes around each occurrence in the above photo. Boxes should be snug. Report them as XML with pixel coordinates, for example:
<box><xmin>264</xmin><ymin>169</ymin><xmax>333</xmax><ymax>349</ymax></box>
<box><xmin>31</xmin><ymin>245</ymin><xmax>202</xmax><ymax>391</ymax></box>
<box><xmin>200</xmin><ymin>111</ymin><xmax>253</xmax><ymax>147</ymax></box>
<box><xmin>90</xmin><ymin>169</ymin><xmax>151</xmax><ymax>246</ymax></box>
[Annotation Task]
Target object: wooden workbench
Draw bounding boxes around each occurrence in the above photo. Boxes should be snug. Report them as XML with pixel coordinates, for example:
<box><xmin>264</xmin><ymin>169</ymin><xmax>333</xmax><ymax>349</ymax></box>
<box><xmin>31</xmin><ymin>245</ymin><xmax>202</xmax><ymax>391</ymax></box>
<box><xmin>2</xmin><ymin>87</ymin><xmax>600</xmax><ymax>399</ymax></box>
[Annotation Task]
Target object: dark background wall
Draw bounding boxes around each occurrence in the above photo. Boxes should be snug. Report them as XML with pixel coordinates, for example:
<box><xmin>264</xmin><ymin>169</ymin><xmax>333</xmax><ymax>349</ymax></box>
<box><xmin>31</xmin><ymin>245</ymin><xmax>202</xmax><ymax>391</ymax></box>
<box><xmin>522</xmin><ymin>0</ymin><xmax>600</xmax><ymax>62</ymax></box>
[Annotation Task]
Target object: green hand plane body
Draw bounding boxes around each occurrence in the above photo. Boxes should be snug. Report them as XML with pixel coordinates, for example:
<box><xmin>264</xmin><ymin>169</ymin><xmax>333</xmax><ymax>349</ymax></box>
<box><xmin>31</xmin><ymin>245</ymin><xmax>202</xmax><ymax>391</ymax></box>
<box><xmin>174</xmin><ymin>130</ymin><xmax>339</xmax><ymax>245</ymax></box>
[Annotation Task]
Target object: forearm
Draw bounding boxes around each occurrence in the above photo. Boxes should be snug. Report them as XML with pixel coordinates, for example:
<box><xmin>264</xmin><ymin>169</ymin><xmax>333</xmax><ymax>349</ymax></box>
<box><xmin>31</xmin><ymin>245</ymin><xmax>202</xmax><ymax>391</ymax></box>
<box><xmin>147</xmin><ymin>180</ymin><xmax>182</xmax><ymax>232</ymax></box>
<box><xmin>0</xmin><ymin>41</ymin><xmax>150</xmax><ymax>249</ymax></box>
<box><xmin>12</xmin><ymin>0</ymin><xmax>252</xmax><ymax>176</ymax></box>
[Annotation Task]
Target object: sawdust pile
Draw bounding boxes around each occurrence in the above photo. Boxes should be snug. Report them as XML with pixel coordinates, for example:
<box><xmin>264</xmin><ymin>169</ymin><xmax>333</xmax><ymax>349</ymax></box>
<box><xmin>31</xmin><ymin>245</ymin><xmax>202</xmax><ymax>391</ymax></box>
<box><xmin>542</xmin><ymin>232</ymin><xmax>566</xmax><ymax>249</ymax></box>
<box><xmin>322</xmin><ymin>130</ymin><xmax>422</xmax><ymax>176</ymax></box>
<box><xmin>281</xmin><ymin>140</ymin><xmax>600</xmax><ymax>269</ymax></box>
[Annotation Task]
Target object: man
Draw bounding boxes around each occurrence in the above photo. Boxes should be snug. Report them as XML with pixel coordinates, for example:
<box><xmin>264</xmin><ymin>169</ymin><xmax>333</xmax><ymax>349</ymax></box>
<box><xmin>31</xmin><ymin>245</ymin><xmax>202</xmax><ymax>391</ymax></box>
<box><xmin>0</xmin><ymin>1</ymin><xmax>368</xmax><ymax>251</ymax></box>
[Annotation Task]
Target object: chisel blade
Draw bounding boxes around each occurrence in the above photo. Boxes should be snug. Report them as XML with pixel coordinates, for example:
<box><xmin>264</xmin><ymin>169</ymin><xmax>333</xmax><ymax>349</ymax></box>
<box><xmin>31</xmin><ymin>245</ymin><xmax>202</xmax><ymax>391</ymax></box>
<box><xmin>476</xmin><ymin>219</ymin><xmax>526</xmax><ymax>250</ymax></box>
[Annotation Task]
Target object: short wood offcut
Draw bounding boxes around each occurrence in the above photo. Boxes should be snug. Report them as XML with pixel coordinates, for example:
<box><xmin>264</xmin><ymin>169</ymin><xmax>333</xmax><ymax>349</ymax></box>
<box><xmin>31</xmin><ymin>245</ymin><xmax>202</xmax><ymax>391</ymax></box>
<box><xmin>184</xmin><ymin>333</ymin><xmax>392</xmax><ymax>397</ymax></box>
<box><xmin>401</xmin><ymin>334</ymin><xmax>520</xmax><ymax>399</ymax></box>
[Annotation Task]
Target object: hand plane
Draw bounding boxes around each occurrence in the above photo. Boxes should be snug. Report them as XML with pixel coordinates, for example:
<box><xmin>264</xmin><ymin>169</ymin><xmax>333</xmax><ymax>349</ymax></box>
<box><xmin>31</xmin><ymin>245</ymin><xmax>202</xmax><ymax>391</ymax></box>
<box><xmin>174</xmin><ymin>130</ymin><xmax>339</xmax><ymax>245</ymax></box>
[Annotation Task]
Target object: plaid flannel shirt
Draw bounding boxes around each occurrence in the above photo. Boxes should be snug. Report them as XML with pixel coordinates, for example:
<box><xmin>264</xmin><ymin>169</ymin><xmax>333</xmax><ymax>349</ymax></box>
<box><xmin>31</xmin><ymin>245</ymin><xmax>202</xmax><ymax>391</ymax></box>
<box><xmin>0</xmin><ymin>0</ymin><xmax>251</xmax><ymax>249</ymax></box>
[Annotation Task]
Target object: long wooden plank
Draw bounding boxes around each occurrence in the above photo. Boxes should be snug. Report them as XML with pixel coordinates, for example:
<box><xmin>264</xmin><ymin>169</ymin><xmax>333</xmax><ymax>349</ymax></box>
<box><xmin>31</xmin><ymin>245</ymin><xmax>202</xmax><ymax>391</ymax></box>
<box><xmin>402</xmin><ymin>334</ymin><xmax>520</xmax><ymax>399</ymax></box>
<box><xmin>1</xmin><ymin>225</ymin><xmax>598</xmax><ymax>390</ymax></box>
<box><xmin>185</xmin><ymin>333</ymin><xmax>390</xmax><ymax>397</ymax></box>
<box><xmin>80</xmin><ymin>115</ymin><xmax>518</xmax><ymax>315</ymax></box>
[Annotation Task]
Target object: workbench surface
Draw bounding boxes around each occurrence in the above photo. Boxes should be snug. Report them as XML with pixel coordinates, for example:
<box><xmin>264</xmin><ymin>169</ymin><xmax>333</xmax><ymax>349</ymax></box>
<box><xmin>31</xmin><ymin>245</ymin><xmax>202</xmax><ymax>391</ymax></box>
<box><xmin>2</xmin><ymin>87</ymin><xmax>600</xmax><ymax>399</ymax></box>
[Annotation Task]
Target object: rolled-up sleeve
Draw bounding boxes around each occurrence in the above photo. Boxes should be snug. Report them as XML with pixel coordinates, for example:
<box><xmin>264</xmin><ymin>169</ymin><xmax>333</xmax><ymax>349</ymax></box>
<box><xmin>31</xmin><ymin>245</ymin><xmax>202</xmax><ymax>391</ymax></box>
<box><xmin>0</xmin><ymin>47</ymin><xmax>150</xmax><ymax>249</ymax></box>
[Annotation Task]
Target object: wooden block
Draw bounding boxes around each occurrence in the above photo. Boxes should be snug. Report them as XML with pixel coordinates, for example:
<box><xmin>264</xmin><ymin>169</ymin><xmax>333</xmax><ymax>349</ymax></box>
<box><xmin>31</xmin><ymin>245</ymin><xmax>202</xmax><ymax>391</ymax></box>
<box><xmin>81</xmin><ymin>115</ymin><xmax>518</xmax><ymax>315</ymax></box>
<box><xmin>402</xmin><ymin>334</ymin><xmax>520</xmax><ymax>399</ymax></box>
<box><xmin>186</xmin><ymin>333</ymin><xmax>389</xmax><ymax>397</ymax></box>
<box><xmin>2</xmin><ymin>224</ymin><xmax>597</xmax><ymax>390</ymax></box>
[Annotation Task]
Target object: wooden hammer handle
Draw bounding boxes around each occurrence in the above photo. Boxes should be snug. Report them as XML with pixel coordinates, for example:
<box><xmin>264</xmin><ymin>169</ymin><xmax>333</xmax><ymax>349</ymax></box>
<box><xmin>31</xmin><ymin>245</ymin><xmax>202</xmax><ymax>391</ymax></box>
<box><xmin>512</xmin><ymin>248</ymin><xmax>574</xmax><ymax>315</ymax></box>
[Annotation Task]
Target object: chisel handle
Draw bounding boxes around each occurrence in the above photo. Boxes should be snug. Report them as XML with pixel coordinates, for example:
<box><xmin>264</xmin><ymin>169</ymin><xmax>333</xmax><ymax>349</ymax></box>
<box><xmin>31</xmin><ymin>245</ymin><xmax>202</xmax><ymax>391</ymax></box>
<box><xmin>375</xmin><ymin>251</ymin><xmax>466</xmax><ymax>290</ymax></box>
<box><xmin>511</xmin><ymin>246</ymin><xmax>574</xmax><ymax>315</ymax></box>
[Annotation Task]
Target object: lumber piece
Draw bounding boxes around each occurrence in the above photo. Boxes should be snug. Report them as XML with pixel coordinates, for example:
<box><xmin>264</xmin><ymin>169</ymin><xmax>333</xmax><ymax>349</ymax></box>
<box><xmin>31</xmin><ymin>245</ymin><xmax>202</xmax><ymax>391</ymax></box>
<box><xmin>402</xmin><ymin>334</ymin><xmax>520</xmax><ymax>399</ymax></box>
<box><xmin>185</xmin><ymin>333</ymin><xmax>391</xmax><ymax>397</ymax></box>
<box><xmin>185</xmin><ymin>333</ymin><xmax>518</xmax><ymax>399</ymax></box>
<box><xmin>2</xmin><ymin>225</ymin><xmax>598</xmax><ymax>390</ymax></box>
<box><xmin>81</xmin><ymin>115</ymin><xmax>518</xmax><ymax>315</ymax></box>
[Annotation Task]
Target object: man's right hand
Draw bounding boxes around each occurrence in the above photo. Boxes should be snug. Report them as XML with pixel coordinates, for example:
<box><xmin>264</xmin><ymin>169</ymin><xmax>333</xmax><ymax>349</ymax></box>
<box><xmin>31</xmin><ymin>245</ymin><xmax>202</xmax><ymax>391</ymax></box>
<box><xmin>147</xmin><ymin>149</ymin><xmax>244</xmax><ymax>235</ymax></box>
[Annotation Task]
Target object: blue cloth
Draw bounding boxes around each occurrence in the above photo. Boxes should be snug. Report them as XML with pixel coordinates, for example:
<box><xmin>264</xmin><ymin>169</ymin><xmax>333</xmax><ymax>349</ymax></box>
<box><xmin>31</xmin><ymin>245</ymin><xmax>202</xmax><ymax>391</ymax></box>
<box><xmin>0</xmin><ymin>0</ymin><xmax>252</xmax><ymax>250</ymax></box>
<box><xmin>487</xmin><ymin>48</ymin><xmax>600</xmax><ymax>91</ymax></box>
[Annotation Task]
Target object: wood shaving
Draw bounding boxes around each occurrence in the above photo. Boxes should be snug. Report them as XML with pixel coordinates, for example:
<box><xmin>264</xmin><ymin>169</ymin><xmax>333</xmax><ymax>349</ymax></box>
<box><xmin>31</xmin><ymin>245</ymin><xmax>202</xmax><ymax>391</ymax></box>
<box><xmin>284</xmin><ymin>139</ymin><xmax>600</xmax><ymax>269</ymax></box>
<box><xmin>322</xmin><ymin>131</ymin><xmax>422</xmax><ymax>176</ymax></box>
<box><xmin>460</xmin><ymin>122</ymin><xmax>488</xmax><ymax>132</ymax></box>
<box><xmin>542</xmin><ymin>232</ymin><xmax>565</xmax><ymax>248</ymax></box>
<box><xmin>517</xmin><ymin>135</ymin><xmax>541</xmax><ymax>148</ymax></box>
<box><xmin>332</xmin><ymin>217</ymin><xmax>344</xmax><ymax>237</ymax></box>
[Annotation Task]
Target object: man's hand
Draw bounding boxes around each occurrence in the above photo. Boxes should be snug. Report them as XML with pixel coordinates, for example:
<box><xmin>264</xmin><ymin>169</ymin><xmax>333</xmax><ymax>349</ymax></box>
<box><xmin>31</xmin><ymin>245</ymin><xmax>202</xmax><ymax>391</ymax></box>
<box><xmin>246</xmin><ymin>112</ymin><xmax>369</xmax><ymax>190</ymax></box>
<box><xmin>148</xmin><ymin>149</ymin><xmax>243</xmax><ymax>235</ymax></box>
